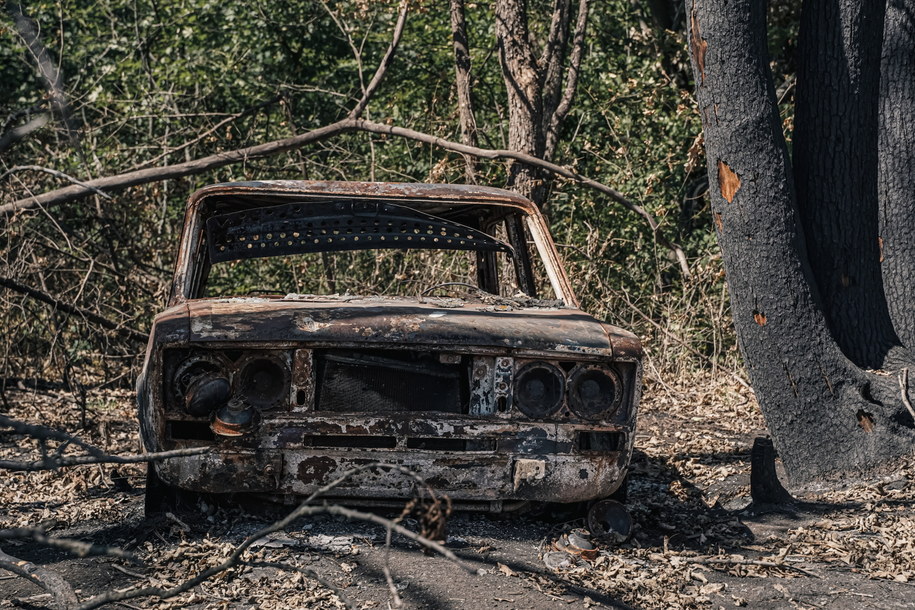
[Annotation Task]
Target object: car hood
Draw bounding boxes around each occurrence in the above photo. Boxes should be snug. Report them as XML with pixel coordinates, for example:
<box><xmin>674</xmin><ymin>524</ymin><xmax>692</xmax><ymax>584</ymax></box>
<box><xmin>153</xmin><ymin>295</ymin><xmax>639</xmax><ymax>358</ymax></box>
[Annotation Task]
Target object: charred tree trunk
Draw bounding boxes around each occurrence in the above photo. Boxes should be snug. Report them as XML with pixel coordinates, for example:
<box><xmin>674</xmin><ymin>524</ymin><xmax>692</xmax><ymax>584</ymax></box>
<box><xmin>879</xmin><ymin>0</ymin><xmax>915</xmax><ymax>350</ymax></box>
<box><xmin>793</xmin><ymin>0</ymin><xmax>900</xmax><ymax>370</ymax></box>
<box><xmin>688</xmin><ymin>0</ymin><xmax>915</xmax><ymax>481</ymax></box>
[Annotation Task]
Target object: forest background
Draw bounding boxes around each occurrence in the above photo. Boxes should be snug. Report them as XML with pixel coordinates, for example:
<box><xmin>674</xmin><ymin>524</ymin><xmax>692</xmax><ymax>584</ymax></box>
<box><xmin>0</xmin><ymin>0</ymin><xmax>780</xmax><ymax>390</ymax></box>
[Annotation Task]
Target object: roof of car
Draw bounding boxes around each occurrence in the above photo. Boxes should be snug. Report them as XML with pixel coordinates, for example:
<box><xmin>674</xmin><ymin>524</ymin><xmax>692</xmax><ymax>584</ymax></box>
<box><xmin>186</xmin><ymin>180</ymin><xmax>541</xmax><ymax>215</ymax></box>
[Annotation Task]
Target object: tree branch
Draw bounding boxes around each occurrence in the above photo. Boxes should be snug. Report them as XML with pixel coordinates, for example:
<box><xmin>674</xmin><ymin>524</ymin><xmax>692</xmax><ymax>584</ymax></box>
<box><xmin>348</xmin><ymin>0</ymin><xmax>410</xmax><ymax>120</ymax></box>
<box><xmin>354</xmin><ymin>120</ymin><xmax>691</xmax><ymax>276</ymax></box>
<box><xmin>0</xmin><ymin>548</ymin><xmax>78</xmax><ymax>610</ymax></box>
<box><xmin>0</xmin><ymin>528</ymin><xmax>140</xmax><ymax>563</ymax></box>
<box><xmin>0</xmin><ymin>113</ymin><xmax>49</xmax><ymax>153</ymax></box>
<box><xmin>0</xmin><ymin>277</ymin><xmax>147</xmax><ymax>343</ymax></box>
<box><xmin>7</xmin><ymin>2</ymin><xmax>77</xmax><ymax>145</ymax></box>
<box><xmin>2</xmin><ymin>118</ymin><xmax>689</xmax><ymax>276</ymax></box>
<box><xmin>545</xmin><ymin>0</ymin><xmax>589</xmax><ymax>160</ymax></box>
<box><xmin>0</xmin><ymin>165</ymin><xmax>111</xmax><ymax>199</ymax></box>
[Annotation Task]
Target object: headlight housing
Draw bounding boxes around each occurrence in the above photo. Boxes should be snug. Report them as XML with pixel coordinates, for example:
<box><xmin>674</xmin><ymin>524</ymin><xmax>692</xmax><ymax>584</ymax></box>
<box><xmin>514</xmin><ymin>361</ymin><xmax>565</xmax><ymax>418</ymax></box>
<box><xmin>174</xmin><ymin>355</ymin><xmax>230</xmax><ymax>416</ymax></box>
<box><xmin>567</xmin><ymin>364</ymin><xmax>622</xmax><ymax>420</ymax></box>
<box><xmin>237</xmin><ymin>354</ymin><xmax>288</xmax><ymax>410</ymax></box>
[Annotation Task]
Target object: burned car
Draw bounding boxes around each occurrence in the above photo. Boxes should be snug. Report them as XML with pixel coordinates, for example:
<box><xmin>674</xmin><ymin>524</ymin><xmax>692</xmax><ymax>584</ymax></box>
<box><xmin>137</xmin><ymin>181</ymin><xmax>642</xmax><ymax>517</ymax></box>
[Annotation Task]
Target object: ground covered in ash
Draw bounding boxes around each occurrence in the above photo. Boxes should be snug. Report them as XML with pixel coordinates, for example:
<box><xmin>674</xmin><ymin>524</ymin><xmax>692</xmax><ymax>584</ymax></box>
<box><xmin>1</xmin><ymin>374</ymin><xmax>914</xmax><ymax>609</ymax></box>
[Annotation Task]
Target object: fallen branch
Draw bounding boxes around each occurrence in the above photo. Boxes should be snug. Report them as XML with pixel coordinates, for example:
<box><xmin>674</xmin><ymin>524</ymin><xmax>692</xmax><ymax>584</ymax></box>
<box><xmin>0</xmin><ymin>277</ymin><xmax>147</xmax><ymax>344</ymax></box>
<box><xmin>0</xmin><ymin>528</ymin><xmax>139</xmax><ymax>563</ymax></box>
<box><xmin>0</xmin><ymin>413</ymin><xmax>209</xmax><ymax>471</ymax></box>
<box><xmin>3</xmin><ymin>118</ymin><xmax>689</xmax><ymax>275</ymax></box>
<box><xmin>0</xmin><ymin>165</ymin><xmax>111</xmax><ymax>199</ymax></box>
<box><xmin>0</xmin><ymin>548</ymin><xmax>78</xmax><ymax>610</ymax></box>
<box><xmin>678</xmin><ymin>555</ymin><xmax>819</xmax><ymax>578</ymax></box>
<box><xmin>74</xmin><ymin>463</ymin><xmax>473</xmax><ymax>610</ymax></box>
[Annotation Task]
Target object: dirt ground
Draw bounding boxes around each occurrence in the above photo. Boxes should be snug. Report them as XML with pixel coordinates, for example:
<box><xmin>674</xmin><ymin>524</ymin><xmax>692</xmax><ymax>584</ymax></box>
<box><xmin>2</xmin><ymin>373</ymin><xmax>914</xmax><ymax>609</ymax></box>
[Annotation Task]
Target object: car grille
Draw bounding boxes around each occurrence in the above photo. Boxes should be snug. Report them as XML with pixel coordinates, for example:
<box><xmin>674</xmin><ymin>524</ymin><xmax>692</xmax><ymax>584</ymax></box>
<box><xmin>314</xmin><ymin>350</ymin><xmax>466</xmax><ymax>414</ymax></box>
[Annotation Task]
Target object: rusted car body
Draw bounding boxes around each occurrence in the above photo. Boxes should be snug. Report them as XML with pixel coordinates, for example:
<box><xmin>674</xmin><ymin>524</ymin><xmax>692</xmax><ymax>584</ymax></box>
<box><xmin>137</xmin><ymin>181</ymin><xmax>642</xmax><ymax>511</ymax></box>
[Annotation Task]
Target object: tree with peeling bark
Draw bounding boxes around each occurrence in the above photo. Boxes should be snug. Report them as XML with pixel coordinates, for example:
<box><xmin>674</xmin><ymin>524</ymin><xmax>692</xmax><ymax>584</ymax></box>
<box><xmin>688</xmin><ymin>0</ymin><xmax>915</xmax><ymax>481</ymax></box>
<box><xmin>494</xmin><ymin>0</ymin><xmax>590</xmax><ymax>205</ymax></box>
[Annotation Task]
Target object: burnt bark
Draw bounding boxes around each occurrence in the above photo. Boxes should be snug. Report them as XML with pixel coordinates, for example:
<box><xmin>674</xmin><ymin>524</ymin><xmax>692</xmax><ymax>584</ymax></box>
<box><xmin>688</xmin><ymin>0</ymin><xmax>915</xmax><ymax>481</ymax></box>
<box><xmin>879</xmin><ymin>0</ymin><xmax>915</xmax><ymax>349</ymax></box>
<box><xmin>793</xmin><ymin>0</ymin><xmax>899</xmax><ymax>369</ymax></box>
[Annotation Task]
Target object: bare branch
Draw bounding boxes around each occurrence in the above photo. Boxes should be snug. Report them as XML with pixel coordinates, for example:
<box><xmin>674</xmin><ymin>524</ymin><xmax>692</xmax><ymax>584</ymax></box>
<box><xmin>0</xmin><ymin>528</ymin><xmax>139</xmax><ymax>563</ymax></box>
<box><xmin>545</xmin><ymin>0</ymin><xmax>589</xmax><ymax>160</ymax></box>
<box><xmin>7</xmin><ymin>2</ymin><xmax>77</xmax><ymax>145</ymax></box>
<box><xmin>0</xmin><ymin>277</ymin><xmax>147</xmax><ymax>343</ymax></box>
<box><xmin>348</xmin><ymin>0</ymin><xmax>410</xmax><ymax>120</ymax></box>
<box><xmin>2</xmin><ymin>118</ymin><xmax>689</xmax><ymax>276</ymax></box>
<box><xmin>0</xmin><ymin>547</ymin><xmax>78</xmax><ymax>610</ymax></box>
<box><xmin>0</xmin><ymin>413</ymin><xmax>209</xmax><ymax>471</ymax></box>
<box><xmin>0</xmin><ymin>446</ymin><xmax>211</xmax><ymax>471</ymax></box>
<box><xmin>354</xmin><ymin>120</ymin><xmax>691</xmax><ymax>276</ymax></box>
<box><xmin>127</xmin><ymin>95</ymin><xmax>283</xmax><ymax>171</ymax></box>
<box><xmin>0</xmin><ymin>113</ymin><xmax>49</xmax><ymax>153</ymax></box>
<box><xmin>0</xmin><ymin>119</ymin><xmax>360</xmax><ymax>215</ymax></box>
<box><xmin>75</xmin><ymin>463</ymin><xmax>473</xmax><ymax>610</ymax></box>
<box><xmin>1</xmin><ymin>165</ymin><xmax>111</xmax><ymax>199</ymax></box>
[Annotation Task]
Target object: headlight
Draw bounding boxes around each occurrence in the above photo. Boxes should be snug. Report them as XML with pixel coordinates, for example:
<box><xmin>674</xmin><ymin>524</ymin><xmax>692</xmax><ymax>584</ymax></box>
<box><xmin>514</xmin><ymin>361</ymin><xmax>564</xmax><ymax>418</ymax></box>
<box><xmin>174</xmin><ymin>356</ymin><xmax>230</xmax><ymax>416</ymax></box>
<box><xmin>238</xmin><ymin>355</ymin><xmax>288</xmax><ymax>409</ymax></box>
<box><xmin>568</xmin><ymin>364</ymin><xmax>622</xmax><ymax>420</ymax></box>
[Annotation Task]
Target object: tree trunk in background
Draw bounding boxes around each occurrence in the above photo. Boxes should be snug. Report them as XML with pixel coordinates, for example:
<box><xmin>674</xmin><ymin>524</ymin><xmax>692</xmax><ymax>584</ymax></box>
<box><xmin>879</xmin><ymin>0</ymin><xmax>915</xmax><ymax>349</ymax></box>
<box><xmin>688</xmin><ymin>0</ymin><xmax>915</xmax><ymax>481</ymax></box>
<box><xmin>495</xmin><ymin>0</ymin><xmax>546</xmax><ymax>204</ymax></box>
<box><xmin>493</xmin><ymin>0</ymin><xmax>589</xmax><ymax>208</ymax></box>
<box><xmin>450</xmin><ymin>0</ymin><xmax>479</xmax><ymax>184</ymax></box>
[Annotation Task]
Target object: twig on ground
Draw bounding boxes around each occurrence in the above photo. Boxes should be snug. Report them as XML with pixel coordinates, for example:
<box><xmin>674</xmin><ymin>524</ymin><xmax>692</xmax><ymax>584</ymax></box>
<box><xmin>73</xmin><ymin>463</ymin><xmax>471</xmax><ymax>610</ymax></box>
<box><xmin>898</xmin><ymin>368</ymin><xmax>915</xmax><ymax>420</ymax></box>
<box><xmin>679</xmin><ymin>556</ymin><xmax>819</xmax><ymax>578</ymax></box>
<box><xmin>0</xmin><ymin>527</ymin><xmax>140</xmax><ymax>563</ymax></box>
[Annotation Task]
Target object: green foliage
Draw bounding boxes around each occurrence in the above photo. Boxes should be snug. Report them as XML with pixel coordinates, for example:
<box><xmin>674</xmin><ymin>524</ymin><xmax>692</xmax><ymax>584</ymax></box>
<box><xmin>0</xmin><ymin>0</ymin><xmax>761</xmax><ymax>385</ymax></box>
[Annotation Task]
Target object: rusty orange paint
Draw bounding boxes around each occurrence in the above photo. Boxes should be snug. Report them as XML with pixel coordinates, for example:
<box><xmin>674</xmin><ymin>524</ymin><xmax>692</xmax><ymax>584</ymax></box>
<box><xmin>856</xmin><ymin>410</ymin><xmax>875</xmax><ymax>433</ymax></box>
<box><xmin>879</xmin><ymin>236</ymin><xmax>884</xmax><ymax>263</ymax></box>
<box><xmin>717</xmin><ymin>161</ymin><xmax>740</xmax><ymax>203</ymax></box>
<box><xmin>690</xmin><ymin>7</ymin><xmax>708</xmax><ymax>83</ymax></box>
<box><xmin>753</xmin><ymin>311</ymin><xmax>767</xmax><ymax>326</ymax></box>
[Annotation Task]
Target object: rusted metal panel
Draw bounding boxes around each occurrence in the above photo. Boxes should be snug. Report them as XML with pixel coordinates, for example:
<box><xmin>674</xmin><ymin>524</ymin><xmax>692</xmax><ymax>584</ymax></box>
<box><xmin>182</xmin><ymin>298</ymin><xmax>614</xmax><ymax>356</ymax></box>
<box><xmin>139</xmin><ymin>181</ymin><xmax>643</xmax><ymax>510</ymax></box>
